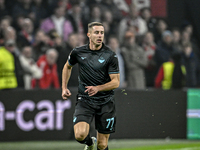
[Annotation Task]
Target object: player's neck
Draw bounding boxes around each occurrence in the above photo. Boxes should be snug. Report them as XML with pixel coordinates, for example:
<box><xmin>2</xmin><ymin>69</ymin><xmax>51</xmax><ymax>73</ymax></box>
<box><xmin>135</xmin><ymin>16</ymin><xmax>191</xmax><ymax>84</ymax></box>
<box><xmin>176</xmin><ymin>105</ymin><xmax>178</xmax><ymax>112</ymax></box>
<box><xmin>89</xmin><ymin>43</ymin><xmax>102</xmax><ymax>51</ymax></box>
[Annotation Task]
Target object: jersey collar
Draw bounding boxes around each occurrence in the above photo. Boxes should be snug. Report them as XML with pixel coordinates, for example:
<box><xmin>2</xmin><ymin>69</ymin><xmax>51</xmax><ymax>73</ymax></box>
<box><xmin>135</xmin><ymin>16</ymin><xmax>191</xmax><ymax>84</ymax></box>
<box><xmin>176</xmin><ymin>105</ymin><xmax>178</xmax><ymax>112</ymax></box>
<box><xmin>87</xmin><ymin>42</ymin><xmax>105</xmax><ymax>52</ymax></box>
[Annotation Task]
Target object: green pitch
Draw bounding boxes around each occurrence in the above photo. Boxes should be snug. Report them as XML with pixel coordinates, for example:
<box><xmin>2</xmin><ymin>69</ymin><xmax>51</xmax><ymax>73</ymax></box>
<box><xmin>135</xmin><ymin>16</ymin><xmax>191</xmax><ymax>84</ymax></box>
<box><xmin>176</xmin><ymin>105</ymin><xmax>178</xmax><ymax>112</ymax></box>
<box><xmin>0</xmin><ymin>139</ymin><xmax>200</xmax><ymax>150</ymax></box>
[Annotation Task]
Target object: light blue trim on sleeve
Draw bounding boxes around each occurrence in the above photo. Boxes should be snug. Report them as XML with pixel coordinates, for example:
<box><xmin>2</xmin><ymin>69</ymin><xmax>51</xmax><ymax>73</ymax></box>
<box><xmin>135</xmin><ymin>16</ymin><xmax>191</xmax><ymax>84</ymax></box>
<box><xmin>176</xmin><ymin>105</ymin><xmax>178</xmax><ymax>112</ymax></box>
<box><xmin>109</xmin><ymin>72</ymin><xmax>119</xmax><ymax>74</ymax></box>
<box><xmin>68</xmin><ymin>60</ymin><xmax>74</xmax><ymax>66</ymax></box>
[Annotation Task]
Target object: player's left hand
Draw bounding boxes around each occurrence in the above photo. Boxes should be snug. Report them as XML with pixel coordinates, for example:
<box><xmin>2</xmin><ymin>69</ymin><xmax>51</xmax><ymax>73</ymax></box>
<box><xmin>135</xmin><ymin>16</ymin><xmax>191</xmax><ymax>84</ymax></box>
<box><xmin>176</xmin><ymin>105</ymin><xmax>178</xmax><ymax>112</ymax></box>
<box><xmin>85</xmin><ymin>86</ymin><xmax>99</xmax><ymax>96</ymax></box>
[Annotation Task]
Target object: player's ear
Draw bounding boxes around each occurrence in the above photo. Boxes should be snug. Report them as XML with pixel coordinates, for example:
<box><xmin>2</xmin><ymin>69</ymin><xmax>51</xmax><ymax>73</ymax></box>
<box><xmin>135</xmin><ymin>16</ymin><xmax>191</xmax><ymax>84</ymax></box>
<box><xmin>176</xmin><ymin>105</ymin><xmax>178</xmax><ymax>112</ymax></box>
<box><xmin>87</xmin><ymin>32</ymin><xmax>90</xmax><ymax>38</ymax></box>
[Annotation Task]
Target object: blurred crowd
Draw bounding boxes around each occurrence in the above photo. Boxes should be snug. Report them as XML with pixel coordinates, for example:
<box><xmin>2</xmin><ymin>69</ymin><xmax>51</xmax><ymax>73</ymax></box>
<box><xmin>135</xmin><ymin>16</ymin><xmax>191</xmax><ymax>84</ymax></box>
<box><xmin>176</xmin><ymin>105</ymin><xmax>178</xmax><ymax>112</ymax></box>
<box><xmin>0</xmin><ymin>0</ymin><xmax>200</xmax><ymax>90</ymax></box>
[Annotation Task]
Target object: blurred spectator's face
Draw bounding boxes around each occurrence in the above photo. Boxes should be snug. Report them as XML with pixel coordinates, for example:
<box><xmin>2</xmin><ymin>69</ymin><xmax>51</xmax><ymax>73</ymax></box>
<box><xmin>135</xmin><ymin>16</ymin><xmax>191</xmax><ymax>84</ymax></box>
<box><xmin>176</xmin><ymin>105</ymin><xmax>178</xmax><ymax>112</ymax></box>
<box><xmin>77</xmin><ymin>33</ymin><xmax>86</xmax><ymax>46</ymax></box>
<box><xmin>184</xmin><ymin>25</ymin><xmax>193</xmax><ymax>35</ymax></box>
<box><xmin>16</xmin><ymin>16</ymin><xmax>25</xmax><ymax>29</ymax></box>
<box><xmin>55</xmin><ymin>7</ymin><xmax>66</xmax><ymax>18</ymax></box>
<box><xmin>5</xmin><ymin>44</ymin><xmax>15</xmax><ymax>53</ymax></box>
<box><xmin>68</xmin><ymin>34</ymin><xmax>78</xmax><ymax>48</ymax></box>
<box><xmin>23</xmin><ymin>19</ymin><xmax>33</xmax><ymax>34</ymax></box>
<box><xmin>4</xmin><ymin>27</ymin><xmax>16</xmax><ymax>40</ymax></box>
<box><xmin>144</xmin><ymin>32</ymin><xmax>154</xmax><ymax>44</ymax></box>
<box><xmin>46</xmin><ymin>51</ymin><xmax>58</xmax><ymax>65</ymax></box>
<box><xmin>124</xmin><ymin>35</ymin><xmax>135</xmax><ymax>46</ymax></box>
<box><xmin>102</xmin><ymin>21</ymin><xmax>110</xmax><ymax>33</ymax></box>
<box><xmin>157</xmin><ymin>20</ymin><xmax>167</xmax><ymax>32</ymax></box>
<box><xmin>35</xmin><ymin>31</ymin><xmax>46</xmax><ymax>42</ymax></box>
<box><xmin>129</xmin><ymin>5</ymin><xmax>138</xmax><ymax>18</ymax></box>
<box><xmin>184</xmin><ymin>46</ymin><xmax>192</xmax><ymax>57</ymax></box>
<box><xmin>141</xmin><ymin>9</ymin><xmax>151</xmax><ymax>20</ymax></box>
<box><xmin>22</xmin><ymin>47</ymin><xmax>32</xmax><ymax>58</ymax></box>
<box><xmin>72</xmin><ymin>5</ymin><xmax>81</xmax><ymax>15</ymax></box>
<box><xmin>172</xmin><ymin>30</ymin><xmax>180</xmax><ymax>43</ymax></box>
<box><xmin>104</xmin><ymin>11</ymin><xmax>113</xmax><ymax>24</ymax></box>
<box><xmin>92</xmin><ymin>6</ymin><xmax>101</xmax><ymax>18</ymax></box>
<box><xmin>163</xmin><ymin>35</ymin><xmax>172</xmax><ymax>45</ymax></box>
<box><xmin>0</xmin><ymin>19</ymin><xmax>10</xmax><ymax>30</ymax></box>
<box><xmin>182</xmin><ymin>31</ymin><xmax>190</xmax><ymax>41</ymax></box>
<box><xmin>108</xmin><ymin>38</ymin><xmax>119</xmax><ymax>51</ymax></box>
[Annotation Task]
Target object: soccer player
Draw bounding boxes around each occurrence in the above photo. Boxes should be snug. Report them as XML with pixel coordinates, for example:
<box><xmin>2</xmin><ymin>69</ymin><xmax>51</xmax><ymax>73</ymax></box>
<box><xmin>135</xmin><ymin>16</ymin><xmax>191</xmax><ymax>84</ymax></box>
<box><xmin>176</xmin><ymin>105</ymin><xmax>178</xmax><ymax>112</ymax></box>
<box><xmin>62</xmin><ymin>22</ymin><xmax>120</xmax><ymax>150</ymax></box>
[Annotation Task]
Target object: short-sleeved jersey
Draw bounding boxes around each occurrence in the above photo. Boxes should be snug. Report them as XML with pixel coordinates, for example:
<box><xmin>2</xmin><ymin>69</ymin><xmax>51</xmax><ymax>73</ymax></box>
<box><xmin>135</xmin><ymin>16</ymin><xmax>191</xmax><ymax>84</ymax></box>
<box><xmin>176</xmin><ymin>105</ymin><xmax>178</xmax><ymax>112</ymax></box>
<box><xmin>68</xmin><ymin>43</ymin><xmax>119</xmax><ymax>106</ymax></box>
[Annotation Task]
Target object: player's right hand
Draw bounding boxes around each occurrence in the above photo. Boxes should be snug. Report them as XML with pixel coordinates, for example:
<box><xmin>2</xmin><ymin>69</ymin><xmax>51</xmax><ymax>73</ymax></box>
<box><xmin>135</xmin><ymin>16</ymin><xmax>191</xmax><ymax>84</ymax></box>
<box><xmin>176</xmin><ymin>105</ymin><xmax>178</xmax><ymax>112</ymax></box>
<box><xmin>62</xmin><ymin>88</ymin><xmax>71</xmax><ymax>100</ymax></box>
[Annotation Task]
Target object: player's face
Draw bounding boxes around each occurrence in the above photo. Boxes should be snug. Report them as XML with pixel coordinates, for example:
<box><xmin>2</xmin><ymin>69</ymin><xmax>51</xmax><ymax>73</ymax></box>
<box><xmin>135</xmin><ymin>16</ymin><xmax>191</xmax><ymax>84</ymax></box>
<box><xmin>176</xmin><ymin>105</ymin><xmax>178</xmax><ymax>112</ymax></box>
<box><xmin>88</xmin><ymin>26</ymin><xmax>104</xmax><ymax>46</ymax></box>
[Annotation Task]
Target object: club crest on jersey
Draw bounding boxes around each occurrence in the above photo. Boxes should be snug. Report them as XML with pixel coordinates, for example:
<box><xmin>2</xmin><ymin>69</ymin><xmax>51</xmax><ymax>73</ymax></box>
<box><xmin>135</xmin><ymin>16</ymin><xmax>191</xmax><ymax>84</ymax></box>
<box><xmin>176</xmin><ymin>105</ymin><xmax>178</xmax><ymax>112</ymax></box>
<box><xmin>81</xmin><ymin>56</ymin><xmax>86</xmax><ymax>60</ymax></box>
<box><xmin>98</xmin><ymin>57</ymin><xmax>105</xmax><ymax>63</ymax></box>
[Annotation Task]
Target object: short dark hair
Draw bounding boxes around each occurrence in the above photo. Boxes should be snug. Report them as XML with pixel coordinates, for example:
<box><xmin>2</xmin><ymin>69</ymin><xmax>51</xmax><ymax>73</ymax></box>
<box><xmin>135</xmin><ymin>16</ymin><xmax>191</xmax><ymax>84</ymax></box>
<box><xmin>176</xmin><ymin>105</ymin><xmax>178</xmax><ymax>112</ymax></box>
<box><xmin>88</xmin><ymin>22</ymin><xmax>103</xmax><ymax>31</ymax></box>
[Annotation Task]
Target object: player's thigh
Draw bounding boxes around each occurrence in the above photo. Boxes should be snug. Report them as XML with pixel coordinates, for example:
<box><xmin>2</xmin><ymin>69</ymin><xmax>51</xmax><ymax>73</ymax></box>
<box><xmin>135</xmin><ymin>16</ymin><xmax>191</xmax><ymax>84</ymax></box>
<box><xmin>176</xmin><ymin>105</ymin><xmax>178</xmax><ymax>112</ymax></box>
<box><xmin>73</xmin><ymin>100</ymin><xmax>95</xmax><ymax>138</ymax></box>
<box><xmin>73</xmin><ymin>100</ymin><xmax>94</xmax><ymax>126</ymax></box>
<box><xmin>95</xmin><ymin>100</ymin><xmax>116</xmax><ymax>134</ymax></box>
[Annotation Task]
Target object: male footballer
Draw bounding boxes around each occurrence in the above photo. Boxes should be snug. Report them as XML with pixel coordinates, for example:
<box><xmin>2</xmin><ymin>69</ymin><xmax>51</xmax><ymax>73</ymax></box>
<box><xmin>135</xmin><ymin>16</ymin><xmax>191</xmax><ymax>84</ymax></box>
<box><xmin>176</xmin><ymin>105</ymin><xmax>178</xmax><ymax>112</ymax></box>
<box><xmin>62</xmin><ymin>22</ymin><xmax>120</xmax><ymax>150</ymax></box>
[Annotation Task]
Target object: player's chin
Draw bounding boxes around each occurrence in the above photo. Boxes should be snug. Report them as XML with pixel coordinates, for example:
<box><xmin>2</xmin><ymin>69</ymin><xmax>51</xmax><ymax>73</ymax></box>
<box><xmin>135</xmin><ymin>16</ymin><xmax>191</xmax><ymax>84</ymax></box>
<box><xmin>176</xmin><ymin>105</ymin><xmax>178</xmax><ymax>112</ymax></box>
<box><xmin>96</xmin><ymin>40</ymin><xmax>102</xmax><ymax>45</ymax></box>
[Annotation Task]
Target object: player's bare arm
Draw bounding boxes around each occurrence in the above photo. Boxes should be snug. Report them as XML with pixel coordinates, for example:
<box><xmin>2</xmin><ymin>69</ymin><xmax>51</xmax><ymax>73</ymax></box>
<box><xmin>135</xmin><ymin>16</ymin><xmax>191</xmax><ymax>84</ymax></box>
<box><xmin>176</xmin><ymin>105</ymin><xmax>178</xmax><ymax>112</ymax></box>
<box><xmin>62</xmin><ymin>61</ymin><xmax>72</xmax><ymax>99</ymax></box>
<box><xmin>85</xmin><ymin>73</ymin><xmax>120</xmax><ymax>96</ymax></box>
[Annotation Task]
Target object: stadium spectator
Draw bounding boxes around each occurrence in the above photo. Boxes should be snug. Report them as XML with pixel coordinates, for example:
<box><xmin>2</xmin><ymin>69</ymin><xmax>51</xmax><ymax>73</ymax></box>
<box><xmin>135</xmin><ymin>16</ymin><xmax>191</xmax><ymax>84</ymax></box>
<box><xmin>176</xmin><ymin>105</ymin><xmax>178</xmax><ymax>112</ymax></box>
<box><xmin>0</xmin><ymin>40</ymin><xmax>18</xmax><ymax>90</ymax></box>
<box><xmin>181</xmin><ymin>29</ymin><xmax>200</xmax><ymax>59</ymax></box>
<box><xmin>154</xmin><ymin>30</ymin><xmax>177</xmax><ymax>70</ymax></box>
<box><xmin>118</xmin><ymin>4</ymin><xmax>147</xmax><ymax>44</ymax></box>
<box><xmin>121</xmin><ymin>31</ymin><xmax>148</xmax><ymax>89</ymax></box>
<box><xmin>102</xmin><ymin>10</ymin><xmax>118</xmax><ymax>38</ymax></box>
<box><xmin>182</xmin><ymin>42</ymin><xmax>200</xmax><ymax>87</ymax></box>
<box><xmin>12</xmin><ymin>14</ymin><xmax>25</xmax><ymax>33</ymax></box>
<box><xmin>32</xmin><ymin>29</ymin><xmax>51</xmax><ymax>60</ymax></box>
<box><xmin>57</xmin><ymin>33</ymin><xmax>79</xmax><ymax>87</ymax></box>
<box><xmin>17</xmin><ymin>18</ymin><xmax>34</xmax><ymax>49</ymax></box>
<box><xmin>3</xmin><ymin>26</ymin><xmax>21</xmax><ymax>56</ymax></box>
<box><xmin>155</xmin><ymin>51</ymin><xmax>186</xmax><ymax>90</ymax></box>
<box><xmin>140</xmin><ymin>7</ymin><xmax>157</xmax><ymax>32</ymax></box>
<box><xmin>4</xmin><ymin>39</ymin><xmax>24</xmax><ymax>89</ymax></box>
<box><xmin>172</xmin><ymin>28</ymin><xmax>182</xmax><ymax>52</ymax></box>
<box><xmin>0</xmin><ymin>17</ymin><xmax>11</xmax><ymax>45</ymax></box>
<box><xmin>0</xmin><ymin>16</ymin><xmax>11</xmax><ymax>30</ymax></box>
<box><xmin>153</xmin><ymin>19</ymin><xmax>168</xmax><ymax>44</ymax></box>
<box><xmin>32</xmin><ymin>48</ymin><xmax>60</xmax><ymax>89</ymax></box>
<box><xmin>142</xmin><ymin>31</ymin><xmax>157</xmax><ymax>87</ymax></box>
<box><xmin>67</xmin><ymin>2</ymin><xmax>84</xmax><ymax>33</ymax></box>
<box><xmin>40</xmin><ymin>6</ymin><xmax>73</xmax><ymax>42</ymax></box>
<box><xmin>47</xmin><ymin>29</ymin><xmax>66</xmax><ymax>85</ymax></box>
<box><xmin>19</xmin><ymin>46</ymin><xmax>42</xmax><ymax>89</ymax></box>
<box><xmin>3</xmin><ymin>26</ymin><xmax>16</xmax><ymax>41</ymax></box>
<box><xmin>88</xmin><ymin>5</ymin><xmax>102</xmax><ymax>24</ymax></box>
<box><xmin>100</xmin><ymin>0</ymin><xmax>123</xmax><ymax>23</ymax></box>
<box><xmin>108</xmin><ymin>36</ymin><xmax>126</xmax><ymax>88</ymax></box>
